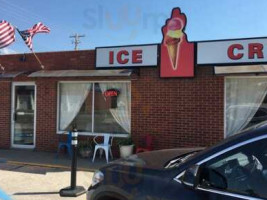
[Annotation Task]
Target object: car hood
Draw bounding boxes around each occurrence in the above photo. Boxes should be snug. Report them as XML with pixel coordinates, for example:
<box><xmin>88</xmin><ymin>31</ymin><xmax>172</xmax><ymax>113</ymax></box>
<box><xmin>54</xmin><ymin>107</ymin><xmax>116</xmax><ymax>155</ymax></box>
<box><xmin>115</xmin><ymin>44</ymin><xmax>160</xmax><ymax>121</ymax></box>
<box><xmin>112</xmin><ymin>148</ymin><xmax>203</xmax><ymax>170</ymax></box>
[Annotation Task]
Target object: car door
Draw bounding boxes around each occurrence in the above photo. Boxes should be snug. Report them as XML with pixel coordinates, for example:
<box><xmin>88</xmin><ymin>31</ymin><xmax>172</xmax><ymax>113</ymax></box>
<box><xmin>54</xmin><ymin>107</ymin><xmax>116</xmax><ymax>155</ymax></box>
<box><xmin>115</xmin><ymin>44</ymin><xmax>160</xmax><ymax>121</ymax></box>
<box><xmin>196</xmin><ymin>137</ymin><xmax>267</xmax><ymax>200</ymax></box>
<box><xmin>163</xmin><ymin>137</ymin><xmax>267</xmax><ymax>200</ymax></box>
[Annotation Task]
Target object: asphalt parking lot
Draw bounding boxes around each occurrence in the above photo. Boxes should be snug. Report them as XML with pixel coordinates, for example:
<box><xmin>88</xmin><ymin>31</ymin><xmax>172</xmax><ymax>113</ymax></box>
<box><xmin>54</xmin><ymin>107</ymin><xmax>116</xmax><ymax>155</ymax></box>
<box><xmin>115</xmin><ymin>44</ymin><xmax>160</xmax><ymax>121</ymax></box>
<box><xmin>0</xmin><ymin>162</ymin><xmax>93</xmax><ymax>200</ymax></box>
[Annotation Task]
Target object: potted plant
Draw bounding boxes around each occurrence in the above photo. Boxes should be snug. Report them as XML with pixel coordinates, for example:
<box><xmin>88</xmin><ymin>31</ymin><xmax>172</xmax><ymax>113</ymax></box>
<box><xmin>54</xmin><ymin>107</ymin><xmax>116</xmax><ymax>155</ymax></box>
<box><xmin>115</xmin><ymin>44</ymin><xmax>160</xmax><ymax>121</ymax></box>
<box><xmin>78</xmin><ymin>140</ymin><xmax>93</xmax><ymax>158</ymax></box>
<box><xmin>117</xmin><ymin>137</ymin><xmax>134</xmax><ymax>158</ymax></box>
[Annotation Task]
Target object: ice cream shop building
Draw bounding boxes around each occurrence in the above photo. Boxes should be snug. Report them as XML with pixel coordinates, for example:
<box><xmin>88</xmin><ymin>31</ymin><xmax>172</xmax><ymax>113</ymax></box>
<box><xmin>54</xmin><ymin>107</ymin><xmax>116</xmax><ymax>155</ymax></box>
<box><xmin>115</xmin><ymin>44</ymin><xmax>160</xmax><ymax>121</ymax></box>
<box><xmin>1</xmin><ymin>8</ymin><xmax>267</xmax><ymax>152</ymax></box>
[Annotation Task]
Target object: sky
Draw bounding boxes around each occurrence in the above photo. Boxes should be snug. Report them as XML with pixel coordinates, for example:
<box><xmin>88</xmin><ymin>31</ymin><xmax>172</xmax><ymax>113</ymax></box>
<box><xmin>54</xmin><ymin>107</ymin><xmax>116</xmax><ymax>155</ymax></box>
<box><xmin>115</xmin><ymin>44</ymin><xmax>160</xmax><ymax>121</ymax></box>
<box><xmin>1</xmin><ymin>0</ymin><xmax>267</xmax><ymax>54</ymax></box>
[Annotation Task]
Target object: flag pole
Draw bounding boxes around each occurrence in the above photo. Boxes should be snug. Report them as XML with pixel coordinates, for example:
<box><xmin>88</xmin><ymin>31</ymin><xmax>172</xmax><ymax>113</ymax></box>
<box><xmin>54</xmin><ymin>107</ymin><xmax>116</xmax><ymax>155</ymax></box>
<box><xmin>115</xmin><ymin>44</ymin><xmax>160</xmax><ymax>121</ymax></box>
<box><xmin>0</xmin><ymin>63</ymin><xmax>5</xmax><ymax>73</ymax></box>
<box><xmin>31</xmin><ymin>50</ymin><xmax>44</xmax><ymax>69</ymax></box>
<box><xmin>15</xmin><ymin>27</ymin><xmax>44</xmax><ymax>70</ymax></box>
<box><xmin>0</xmin><ymin>53</ymin><xmax>5</xmax><ymax>73</ymax></box>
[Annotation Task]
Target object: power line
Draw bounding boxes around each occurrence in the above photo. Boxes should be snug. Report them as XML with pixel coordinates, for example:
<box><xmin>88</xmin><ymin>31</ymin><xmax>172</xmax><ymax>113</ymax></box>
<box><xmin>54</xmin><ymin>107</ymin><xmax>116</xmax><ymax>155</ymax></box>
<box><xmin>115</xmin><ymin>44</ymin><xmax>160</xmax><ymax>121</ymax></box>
<box><xmin>70</xmin><ymin>34</ymin><xmax>85</xmax><ymax>50</ymax></box>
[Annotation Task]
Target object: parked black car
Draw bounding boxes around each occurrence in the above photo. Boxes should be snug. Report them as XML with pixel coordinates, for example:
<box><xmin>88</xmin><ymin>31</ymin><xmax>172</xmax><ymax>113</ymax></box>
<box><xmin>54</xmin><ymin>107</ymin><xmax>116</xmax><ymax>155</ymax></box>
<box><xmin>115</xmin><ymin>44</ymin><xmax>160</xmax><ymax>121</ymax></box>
<box><xmin>87</xmin><ymin>123</ymin><xmax>267</xmax><ymax>200</ymax></box>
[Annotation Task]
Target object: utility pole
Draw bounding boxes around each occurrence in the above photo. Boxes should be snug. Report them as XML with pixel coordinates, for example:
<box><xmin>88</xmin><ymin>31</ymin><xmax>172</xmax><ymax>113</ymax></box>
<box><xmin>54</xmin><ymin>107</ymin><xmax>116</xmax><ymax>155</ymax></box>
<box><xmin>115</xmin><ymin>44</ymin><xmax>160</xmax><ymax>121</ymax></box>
<box><xmin>70</xmin><ymin>34</ymin><xmax>85</xmax><ymax>50</ymax></box>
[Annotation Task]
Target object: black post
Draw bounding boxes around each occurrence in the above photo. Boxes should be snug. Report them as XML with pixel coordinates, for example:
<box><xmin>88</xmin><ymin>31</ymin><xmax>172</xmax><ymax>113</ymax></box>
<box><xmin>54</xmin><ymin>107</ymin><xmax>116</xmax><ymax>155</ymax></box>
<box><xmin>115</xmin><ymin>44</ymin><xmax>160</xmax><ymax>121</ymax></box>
<box><xmin>59</xmin><ymin>128</ymin><xmax>86</xmax><ymax>197</ymax></box>
<box><xmin>71</xmin><ymin>129</ymin><xmax>78</xmax><ymax>189</ymax></box>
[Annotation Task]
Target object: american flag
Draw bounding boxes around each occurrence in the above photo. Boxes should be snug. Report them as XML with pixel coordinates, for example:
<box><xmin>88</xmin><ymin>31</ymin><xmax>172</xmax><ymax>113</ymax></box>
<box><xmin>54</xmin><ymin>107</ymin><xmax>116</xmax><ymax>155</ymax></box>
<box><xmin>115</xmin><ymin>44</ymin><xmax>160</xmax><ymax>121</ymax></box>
<box><xmin>17</xmin><ymin>29</ymin><xmax>33</xmax><ymax>50</ymax></box>
<box><xmin>17</xmin><ymin>22</ymin><xmax>50</xmax><ymax>50</ymax></box>
<box><xmin>0</xmin><ymin>20</ymin><xmax>15</xmax><ymax>49</ymax></box>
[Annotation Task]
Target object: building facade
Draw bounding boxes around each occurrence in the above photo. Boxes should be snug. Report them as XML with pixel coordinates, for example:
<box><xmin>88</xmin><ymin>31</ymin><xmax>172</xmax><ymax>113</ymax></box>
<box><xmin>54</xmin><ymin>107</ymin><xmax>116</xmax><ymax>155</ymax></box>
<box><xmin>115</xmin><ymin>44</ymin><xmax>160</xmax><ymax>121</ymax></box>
<box><xmin>0</xmin><ymin>50</ymin><xmax>224</xmax><ymax>152</ymax></box>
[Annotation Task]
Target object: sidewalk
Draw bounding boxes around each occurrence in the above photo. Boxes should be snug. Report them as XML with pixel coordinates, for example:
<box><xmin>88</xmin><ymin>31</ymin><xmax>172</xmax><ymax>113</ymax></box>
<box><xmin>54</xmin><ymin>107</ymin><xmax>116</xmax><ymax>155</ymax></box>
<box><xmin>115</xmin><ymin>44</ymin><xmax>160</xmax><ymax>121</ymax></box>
<box><xmin>0</xmin><ymin>149</ymin><xmax>109</xmax><ymax>172</ymax></box>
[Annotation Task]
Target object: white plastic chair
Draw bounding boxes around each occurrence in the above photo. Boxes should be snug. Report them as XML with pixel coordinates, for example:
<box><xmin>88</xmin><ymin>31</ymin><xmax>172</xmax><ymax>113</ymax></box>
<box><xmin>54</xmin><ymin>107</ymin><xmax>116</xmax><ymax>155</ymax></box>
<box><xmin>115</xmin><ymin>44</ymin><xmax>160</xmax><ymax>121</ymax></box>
<box><xmin>92</xmin><ymin>134</ymin><xmax>113</xmax><ymax>163</ymax></box>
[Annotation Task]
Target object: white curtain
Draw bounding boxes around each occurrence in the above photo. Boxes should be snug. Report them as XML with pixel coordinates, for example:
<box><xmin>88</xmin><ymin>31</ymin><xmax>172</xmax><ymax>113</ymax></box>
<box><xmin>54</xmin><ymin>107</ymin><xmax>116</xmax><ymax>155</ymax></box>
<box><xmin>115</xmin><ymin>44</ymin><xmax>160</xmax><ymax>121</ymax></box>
<box><xmin>59</xmin><ymin>83</ymin><xmax>92</xmax><ymax>130</ymax></box>
<box><xmin>99</xmin><ymin>83</ymin><xmax>131</xmax><ymax>133</ymax></box>
<box><xmin>31</xmin><ymin>91</ymin><xmax>34</xmax><ymax>111</ymax></box>
<box><xmin>226</xmin><ymin>78</ymin><xmax>267</xmax><ymax>137</ymax></box>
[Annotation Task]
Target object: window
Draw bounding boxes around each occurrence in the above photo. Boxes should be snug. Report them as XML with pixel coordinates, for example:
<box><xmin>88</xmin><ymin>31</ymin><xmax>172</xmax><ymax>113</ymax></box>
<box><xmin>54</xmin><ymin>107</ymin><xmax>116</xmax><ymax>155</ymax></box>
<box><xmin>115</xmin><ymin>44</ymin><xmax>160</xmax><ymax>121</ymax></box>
<box><xmin>198</xmin><ymin>139</ymin><xmax>267</xmax><ymax>199</ymax></box>
<box><xmin>58</xmin><ymin>82</ymin><xmax>131</xmax><ymax>135</ymax></box>
<box><xmin>225</xmin><ymin>77</ymin><xmax>267</xmax><ymax>137</ymax></box>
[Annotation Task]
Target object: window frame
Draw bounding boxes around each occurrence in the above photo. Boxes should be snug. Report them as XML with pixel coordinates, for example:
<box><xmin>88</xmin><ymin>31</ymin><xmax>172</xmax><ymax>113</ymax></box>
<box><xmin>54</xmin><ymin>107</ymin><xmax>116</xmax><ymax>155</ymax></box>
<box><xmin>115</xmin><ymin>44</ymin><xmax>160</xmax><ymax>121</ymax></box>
<box><xmin>57</xmin><ymin>80</ymin><xmax>131</xmax><ymax>137</ymax></box>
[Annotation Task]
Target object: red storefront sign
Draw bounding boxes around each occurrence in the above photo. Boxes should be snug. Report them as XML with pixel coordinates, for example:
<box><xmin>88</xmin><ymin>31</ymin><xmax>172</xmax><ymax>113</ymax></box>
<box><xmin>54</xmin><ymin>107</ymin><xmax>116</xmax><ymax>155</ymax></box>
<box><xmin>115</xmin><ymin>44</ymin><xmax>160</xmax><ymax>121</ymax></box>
<box><xmin>109</xmin><ymin>50</ymin><xmax>143</xmax><ymax>65</ymax></box>
<box><xmin>227</xmin><ymin>43</ymin><xmax>264</xmax><ymax>60</ymax></box>
<box><xmin>197</xmin><ymin>38</ymin><xmax>267</xmax><ymax>65</ymax></box>
<box><xmin>160</xmin><ymin>8</ymin><xmax>195</xmax><ymax>78</ymax></box>
<box><xmin>96</xmin><ymin>45</ymin><xmax>158</xmax><ymax>69</ymax></box>
<box><xmin>104</xmin><ymin>89</ymin><xmax>119</xmax><ymax>97</ymax></box>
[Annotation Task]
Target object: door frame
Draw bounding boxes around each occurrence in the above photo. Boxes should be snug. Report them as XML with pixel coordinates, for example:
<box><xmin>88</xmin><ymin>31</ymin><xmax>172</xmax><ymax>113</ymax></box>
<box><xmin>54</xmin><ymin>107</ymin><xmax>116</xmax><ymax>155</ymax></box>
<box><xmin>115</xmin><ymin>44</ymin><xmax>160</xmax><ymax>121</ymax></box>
<box><xmin>11</xmin><ymin>82</ymin><xmax>37</xmax><ymax>149</ymax></box>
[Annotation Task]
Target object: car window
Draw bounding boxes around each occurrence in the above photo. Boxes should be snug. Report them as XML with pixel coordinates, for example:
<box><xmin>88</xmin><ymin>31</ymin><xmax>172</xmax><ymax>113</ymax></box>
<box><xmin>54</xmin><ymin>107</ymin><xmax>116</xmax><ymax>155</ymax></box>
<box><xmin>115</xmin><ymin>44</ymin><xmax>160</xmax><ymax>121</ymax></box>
<box><xmin>208</xmin><ymin>153</ymin><xmax>249</xmax><ymax>169</ymax></box>
<box><xmin>254</xmin><ymin>109</ymin><xmax>267</xmax><ymax>117</ymax></box>
<box><xmin>198</xmin><ymin>138</ymin><xmax>267</xmax><ymax>199</ymax></box>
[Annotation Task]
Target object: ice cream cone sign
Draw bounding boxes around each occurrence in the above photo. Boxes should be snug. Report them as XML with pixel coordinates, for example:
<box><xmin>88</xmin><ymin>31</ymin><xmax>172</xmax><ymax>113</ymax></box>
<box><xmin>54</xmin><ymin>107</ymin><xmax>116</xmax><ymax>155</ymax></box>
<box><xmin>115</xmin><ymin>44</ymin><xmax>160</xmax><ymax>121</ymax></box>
<box><xmin>161</xmin><ymin>8</ymin><xmax>194</xmax><ymax>78</ymax></box>
<box><xmin>165</xmin><ymin>18</ymin><xmax>184</xmax><ymax>70</ymax></box>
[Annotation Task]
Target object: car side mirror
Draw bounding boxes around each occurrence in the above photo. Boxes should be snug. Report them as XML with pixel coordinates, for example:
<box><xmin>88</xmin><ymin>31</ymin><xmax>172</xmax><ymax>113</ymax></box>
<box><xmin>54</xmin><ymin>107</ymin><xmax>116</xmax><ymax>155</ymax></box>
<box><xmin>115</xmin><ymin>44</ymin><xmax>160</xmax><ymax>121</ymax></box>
<box><xmin>181</xmin><ymin>165</ymin><xmax>199</xmax><ymax>188</ymax></box>
<box><xmin>207</xmin><ymin>169</ymin><xmax>228</xmax><ymax>190</ymax></box>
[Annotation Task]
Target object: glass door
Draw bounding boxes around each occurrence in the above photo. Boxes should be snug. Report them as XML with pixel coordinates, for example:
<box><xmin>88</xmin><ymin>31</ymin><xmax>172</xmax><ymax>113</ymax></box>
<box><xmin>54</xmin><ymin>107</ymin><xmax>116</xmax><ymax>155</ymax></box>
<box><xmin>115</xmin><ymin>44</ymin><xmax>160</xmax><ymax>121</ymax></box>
<box><xmin>11</xmin><ymin>83</ymin><xmax>36</xmax><ymax>148</ymax></box>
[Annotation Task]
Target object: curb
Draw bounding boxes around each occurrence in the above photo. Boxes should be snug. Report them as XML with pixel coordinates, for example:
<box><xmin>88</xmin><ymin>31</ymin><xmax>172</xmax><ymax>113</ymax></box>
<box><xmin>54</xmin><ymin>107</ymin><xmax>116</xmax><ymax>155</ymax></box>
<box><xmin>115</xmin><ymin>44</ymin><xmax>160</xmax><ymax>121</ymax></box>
<box><xmin>6</xmin><ymin>161</ymin><xmax>95</xmax><ymax>172</ymax></box>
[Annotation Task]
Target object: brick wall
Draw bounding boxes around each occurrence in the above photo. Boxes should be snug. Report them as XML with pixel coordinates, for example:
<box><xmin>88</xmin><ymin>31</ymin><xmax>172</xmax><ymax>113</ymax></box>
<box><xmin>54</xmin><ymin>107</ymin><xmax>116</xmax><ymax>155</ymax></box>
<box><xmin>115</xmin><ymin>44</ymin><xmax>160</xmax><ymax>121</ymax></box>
<box><xmin>0</xmin><ymin>50</ymin><xmax>95</xmax><ymax>71</ymax></box>
<box><xmin>132</xmin><ymin>67</ymin><xmax>224</xmax><ymax>150</ymax></box>
<box><xmin>0</xmin><ymin>50</ymin><xmax>225</xmax><ymax>151</ymax></box>
<box><xmin>35</xmin><ymin>78</ymin><xmax>58</xmax><ymax>151</ymax></box>
<box><xmin>0</xmin><ymin>81</ymin><xmax>11</xmax><ymax>148</ymax></box>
